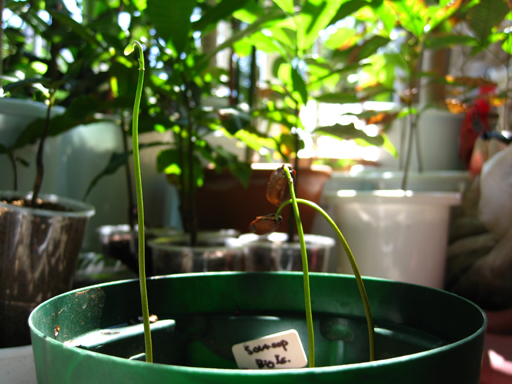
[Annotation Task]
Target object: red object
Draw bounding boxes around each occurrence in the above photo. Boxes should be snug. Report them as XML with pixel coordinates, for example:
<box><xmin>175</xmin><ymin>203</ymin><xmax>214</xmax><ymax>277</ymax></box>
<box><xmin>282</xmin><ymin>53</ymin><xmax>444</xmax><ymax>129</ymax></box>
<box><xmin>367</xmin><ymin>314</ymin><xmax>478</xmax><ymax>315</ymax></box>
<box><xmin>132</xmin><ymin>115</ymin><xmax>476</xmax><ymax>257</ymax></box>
<box><xmin>459</xmin><ymin>87</ymin><xmax>495</xmax><ymax>170</ymax></box>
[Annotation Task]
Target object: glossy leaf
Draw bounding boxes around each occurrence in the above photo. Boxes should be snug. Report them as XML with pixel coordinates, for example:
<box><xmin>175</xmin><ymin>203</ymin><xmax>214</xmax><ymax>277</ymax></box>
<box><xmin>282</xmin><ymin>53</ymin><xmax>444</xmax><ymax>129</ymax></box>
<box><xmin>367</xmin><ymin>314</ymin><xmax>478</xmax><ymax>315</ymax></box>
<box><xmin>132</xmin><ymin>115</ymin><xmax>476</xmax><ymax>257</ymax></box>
<box><xmin>277</xmin><ymin>64</ymin><xmax>308</xmax><ymax>105</ymax></box>
<box><xmin>370</xmin><ymin>0</ymin><xmax>395</xmax><ymax>34</ymax></box>
<box><xmin>297</xmin><ymin>0</ymin><xmax>344</xmax><ymax>53</ymax></box>
<box><xmin>427</xmin><ymin>0</ymin><xmax>463</xmax><ymax>32</ymax></box>
<box><xmin>193</xmin><ymin>0</ymin><xmax>251</xmax><ymax>33</ymax></box>
<box><xmin>273</xmin><ymin>0</ymin><xmax>294</xmax><ymax>14</ymax></box>
<box><xmin>348</xmin><ymin>35</ymin><xmax>391</xmax><ymax>63</ymax></box>
<box><xmin>196</xmin><ymin>8</ymin><xmax>287</xmax><ymax>72</ymax></box>
<box><xmin>324</xmin><ymin>28</ymin><xmax>359</xmax><ymax>50</ymax></box>
<box><xmin>467</xmin><ymin>0</ymin><xmax>509</xmax><ymax>44</ymax></box>
<box><xmin>425</xmin><ymin>34</ymin><xmax>479</xmax><ymax>49</ymax></box>
<box><xmin>329</xmin><ymin>0</ymin><xmax>370</xmax><ymax>25</ymax></box>
<box><xmin>147</xmin><ymin>0</ymin><xmax>197</xmax><ymax>54</ymax></box>
<box><xmin>314</xmin><ymin>123</ymin><xmax>385</xmax><ymax>146</ymax></box>
<box><xmin>387</xmin><ymin>0</ymin><xmax>427</xmax><ymax>38</ymax></box>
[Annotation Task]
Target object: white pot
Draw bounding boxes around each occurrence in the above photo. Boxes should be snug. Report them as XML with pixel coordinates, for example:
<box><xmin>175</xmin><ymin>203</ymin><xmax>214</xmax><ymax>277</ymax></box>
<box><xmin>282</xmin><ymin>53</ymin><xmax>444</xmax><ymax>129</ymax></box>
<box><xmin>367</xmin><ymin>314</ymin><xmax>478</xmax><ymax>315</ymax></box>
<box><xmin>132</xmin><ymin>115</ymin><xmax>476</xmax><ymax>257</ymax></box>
<box><xmin>377</xmin><ymin>109</ymin><xmax>465</xmax><ymax>171</ymax></box>
<box><xmin>326</xmin><ymin>190</ymin><xmax>460</xmax><ymax>288</ymax></box>
<box><xmin>0</xmin><ymin>99</ymin><xmax>64</xmax><ymax>194</ymax></box>
<box><xmin>0</xmin><ymin>345</ymin><xmax>36</xmax><ymax>384</ymax></box>
<box><xmin>56</xmin><ymin>120</ymin><xmax>176</xmax><ymax>251</ymax></box>
<box><xmin>365</xmin><ymin>170</ymin><xmax>471</xmax><ymax>192</ymax></box>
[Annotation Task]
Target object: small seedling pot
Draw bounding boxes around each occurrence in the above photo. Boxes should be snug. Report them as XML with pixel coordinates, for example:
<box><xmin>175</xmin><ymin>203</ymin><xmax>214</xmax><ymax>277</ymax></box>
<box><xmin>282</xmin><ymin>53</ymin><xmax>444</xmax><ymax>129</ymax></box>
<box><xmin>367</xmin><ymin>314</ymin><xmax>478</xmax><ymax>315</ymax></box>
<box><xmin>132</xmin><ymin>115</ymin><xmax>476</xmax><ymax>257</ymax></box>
<box><xmin>97</xmin><ymin>225</ymin><xmax>178</xmax><ymax>276</ymax></box>
<box><xmin>29</xmin><ymin>272</ymin><xmax>486</xmax><ymax>384</ymax></box>
<box><xmin>149</xmin><ymin>230</ymin><xmax>245</xmax><ymax>275</ymax></box>
<box><xmin>0</xmin><ymin>191</ymin><xmax>95</xmax><ymax>348</ymax></box>
<box><xmin>239</xmin><ymin>232</ymin><xmax>334</xmax><ymax>272</ymax></box>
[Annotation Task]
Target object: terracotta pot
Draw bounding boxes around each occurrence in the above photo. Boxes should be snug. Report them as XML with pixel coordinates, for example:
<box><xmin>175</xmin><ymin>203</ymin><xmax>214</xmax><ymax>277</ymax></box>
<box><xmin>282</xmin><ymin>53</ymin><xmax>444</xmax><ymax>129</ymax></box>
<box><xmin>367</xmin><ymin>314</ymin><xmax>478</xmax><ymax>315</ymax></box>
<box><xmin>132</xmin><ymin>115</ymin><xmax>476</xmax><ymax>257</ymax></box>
<box><xmin>195</xmin><ymin>164</ymin><xmax>332</xmax><ymax>234</ymax></box>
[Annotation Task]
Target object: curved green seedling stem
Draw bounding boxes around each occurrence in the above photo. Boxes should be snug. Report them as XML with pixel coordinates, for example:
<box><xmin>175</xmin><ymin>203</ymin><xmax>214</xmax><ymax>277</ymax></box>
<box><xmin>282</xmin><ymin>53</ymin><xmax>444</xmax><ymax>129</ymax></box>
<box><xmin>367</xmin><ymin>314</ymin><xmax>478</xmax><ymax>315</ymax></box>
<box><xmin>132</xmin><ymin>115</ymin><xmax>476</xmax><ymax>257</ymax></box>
<box><xmin>282</xmin><ymin>166</ymin><xmax>315</xmax><ymax>368</ymax></box>
<box><xmin>276</xmin><ymin>197</ymin><xmax>376</xmax><ymax>362</ymax></box>
<box><xmin>124</xmin><ymin>40</ymin><xmax>153</xmax><ymax>363</ymax></box>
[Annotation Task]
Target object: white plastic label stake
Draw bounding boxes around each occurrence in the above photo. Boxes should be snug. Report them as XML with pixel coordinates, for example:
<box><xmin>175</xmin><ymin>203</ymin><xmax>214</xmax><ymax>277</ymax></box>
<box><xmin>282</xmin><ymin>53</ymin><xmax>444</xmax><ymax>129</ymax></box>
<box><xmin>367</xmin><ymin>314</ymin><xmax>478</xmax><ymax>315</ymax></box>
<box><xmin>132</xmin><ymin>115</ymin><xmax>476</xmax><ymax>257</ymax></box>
<box><xmin>232</xmin><ymin>329</ymin><xmax>308</xmax><ymax>369</ymax></box>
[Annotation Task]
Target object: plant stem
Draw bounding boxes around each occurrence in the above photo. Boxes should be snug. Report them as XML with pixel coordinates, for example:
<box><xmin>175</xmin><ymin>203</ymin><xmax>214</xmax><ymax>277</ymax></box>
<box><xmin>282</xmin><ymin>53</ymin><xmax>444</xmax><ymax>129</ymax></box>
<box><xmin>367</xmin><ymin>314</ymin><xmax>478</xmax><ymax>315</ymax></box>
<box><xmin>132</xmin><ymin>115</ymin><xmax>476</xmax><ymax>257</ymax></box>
<box><xmin>120</xmin><ymin>114</ymin><xmax>136</xmax><ymax>229</ymax></box>
<box><xmin>282</xmin><ymin>166</ymin><xmax>315</xmax><ymax>368</ymax></box>
<box><xmin>125</xmin><ymin>41</ymin><xmax>153</xmax><ymax>363</ymax></box>
<box><xmin>7</xmin><ymin>150</ymin><xmax>18</xmax><ymax>191</ymax></box>
<box><xmin>181</xmin><ymin>81</ymin><xmax>197</xmax><ymax>246</ymax></box>
<box><xmin>31</xmin><ymin>91</ymin><xmax>54</xmax><ymax>206</ymax></box>
<box><xmin>276</xmin><ymin>198</ymin><xmax>376</xmax><ymax>362</ymax></box>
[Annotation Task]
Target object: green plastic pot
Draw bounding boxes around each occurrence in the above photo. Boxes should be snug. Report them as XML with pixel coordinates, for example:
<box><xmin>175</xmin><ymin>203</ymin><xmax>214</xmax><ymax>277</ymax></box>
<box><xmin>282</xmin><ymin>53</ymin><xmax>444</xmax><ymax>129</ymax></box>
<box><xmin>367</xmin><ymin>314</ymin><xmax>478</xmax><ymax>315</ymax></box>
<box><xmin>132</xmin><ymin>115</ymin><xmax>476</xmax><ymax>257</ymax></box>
<box><xmin>29</xmin><ymin>272</ymin><xmax>486</xmax><ymax>383</ymax></box>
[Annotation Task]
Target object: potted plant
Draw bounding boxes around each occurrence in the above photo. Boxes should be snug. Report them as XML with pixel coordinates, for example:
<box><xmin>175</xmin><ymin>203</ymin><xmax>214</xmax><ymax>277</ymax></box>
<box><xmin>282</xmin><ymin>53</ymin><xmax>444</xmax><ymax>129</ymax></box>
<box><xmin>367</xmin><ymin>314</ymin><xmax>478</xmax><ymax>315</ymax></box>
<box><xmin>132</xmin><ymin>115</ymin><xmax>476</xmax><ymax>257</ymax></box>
<box><xmin>316</xmin><ymin>0</ymin><xmax>488</xmax><ymax>287</ymax></box>
<box><xmin>28</xmin><ymin>50</ymin><xmax>486</xmax><ymax>375</ymax></box>
<box><xmin>0</xmin><ymin>1</ymin><xmax>125</xmax><ymax>379</ymax></box>
<box><xmin>28</xmin><ymin>130</ymin><xmax>486</xmax><ymax>383</ymax></box>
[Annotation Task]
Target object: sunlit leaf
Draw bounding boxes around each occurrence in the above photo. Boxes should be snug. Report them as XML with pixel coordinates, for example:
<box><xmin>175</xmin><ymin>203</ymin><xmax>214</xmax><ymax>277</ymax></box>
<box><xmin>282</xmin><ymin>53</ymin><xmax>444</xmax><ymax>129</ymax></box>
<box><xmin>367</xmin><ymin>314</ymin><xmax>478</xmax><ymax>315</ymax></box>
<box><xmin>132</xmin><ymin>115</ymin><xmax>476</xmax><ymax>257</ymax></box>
<box><xmin>314</xmin><ymin>123</ymin><xmax>384</xmax><ymax>146</ymax></box>
<box><xmin>297</xmin><ymin>0</ymin><xmax>344</xmax><ymax>53</ymax></box>
<box><xmin>273</xmin><ymin>0</ymin><xmax>294</xmax><ymax>14</ymax></box>
<box><xmin>387</xmin><ymin>0</ymin><xmax>427</xmax><ymax>38</ymax></box>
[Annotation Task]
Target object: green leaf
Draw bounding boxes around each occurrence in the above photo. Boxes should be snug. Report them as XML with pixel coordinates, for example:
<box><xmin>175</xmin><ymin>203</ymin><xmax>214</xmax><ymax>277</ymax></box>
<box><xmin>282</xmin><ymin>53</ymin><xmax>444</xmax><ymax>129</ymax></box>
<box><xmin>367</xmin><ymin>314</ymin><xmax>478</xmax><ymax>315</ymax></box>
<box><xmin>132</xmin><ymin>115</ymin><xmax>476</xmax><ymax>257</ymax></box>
<box><xmin>133</xmin><ymin>0</ymin><xmax>147</xmax><ymax>11</ymax></box>
<box><xmin>467</xmin><ymin>0</ymin><xmax>510</xmax><ymax>43</ymax></box>
<box><xmin>233</xmin><ymin>1</ymin><xmax>266</xmax><ymax>23</ymax></box>
<box><xmin>388</xmin><ymin>0</ymin><xmax>427</xmax><ymax>38</ymax></box>
<box><xmin>291</xmin><ymin>67</ymin><xmax>308</xmax><ymax>105</ymax></box>
<box><xmin>313</xmin><ymin>92</ymin><xmax>359</xmax><ymax>103</ymax></box>
<box><xmin>217</xmin><ymin>107</ymin><xmax>252</xmax><ymax>135</ymax></box>
<box><xmin>157</xmin><ymin>148</ymin><xmax>181</xmax><ymax>174</ymax></box>
<box><xmin>324</xmin><ymin>28</ymin><xmax>358</xmax><ymax>50</ymax></box>
<box><xmin>297</xmin><ymin>0</ymin><xmax>344</xmax><ymax>53</ymax></box>
<box><xmin>147</xmin><ymin>0</ymin><xmax>197</xmax><ymax>54</ymax></box>
<box><xmin>381</xmin><ymin>132</ymin><xmax>398</xmax><ymax>158</ymax></box>
<box><xmin>49</xmin><ymin>11</ymin><xmax>102</xmax><ymax>47</ymax></box>
<box><xmin>314</xmin><ymin>123</ymin><xmax>384</xmax><ymax>146</ymax></box>
<box><xmin>350</xmin><ymin>35</ymin><xmax>391</xmax><ymax>63</ymax></box>
<box><xmin>2</xmin><ymin>77</ymin><xmax>51</xmax><ymax>94</ymax></box>
<box><xmin>277</xmin><ymin>63</ymin><xmax>308</xmax><ymax>105</ymax></box>
<box><xmin>425</xmin><ymin>34</ymin><xmax>480</xmax><ymax>49</ymax></box>
<box><xmin>273</xmin><ymin>0</ymin><xmax>295</xmax><ymax>14</ymax></box>
<box><xmin>503</xmin><ymin>33</ymin><xmax>512</xmax><ymax>54</ymax></box>
<box><xmin>329</xmin><ymin>0</ymin><xmax>370</xmax><ymax>25</ymax></box>
<box><xmin>83</xmin><ymin>151</ymin><xmax>130</xmax><ymax>200</ymax></box>
<box><xmin>193</xmin><ymin>0</ymin><xmax>250</xmax><ymax>33</ymax></box>
<box><xmin>84</xmin><ymin>141</ymin><xmax>167</xmax><ymax>200</ymax></box>
<box><xmin>427</xmin><ymin>0</ymin><xmax>464</xmax><ymax>32</ymax></box>
<box><xmin>196</xmin><ymin>8</ymin><xmax>286</xmax><ymax>72</ymax></box>
<box><xmin>370</xmin><ymin>0</ymin><xmax>395</xmax><ymax>34</ymax></box>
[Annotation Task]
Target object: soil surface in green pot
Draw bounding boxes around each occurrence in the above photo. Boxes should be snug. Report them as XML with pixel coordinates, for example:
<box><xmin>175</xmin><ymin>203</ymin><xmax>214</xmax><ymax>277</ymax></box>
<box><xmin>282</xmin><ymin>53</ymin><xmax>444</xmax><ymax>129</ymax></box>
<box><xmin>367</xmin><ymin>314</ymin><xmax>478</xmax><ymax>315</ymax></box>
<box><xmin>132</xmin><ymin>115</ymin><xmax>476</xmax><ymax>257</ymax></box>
<box><xmin>30</xmin><ymin>272</ymin><xmax>486</xmax><ymax>384</ymax></box>
<box><xmin>0</xmin><ymin>193</ymin><xmax>94</xmax><ymax>348</ymax></box>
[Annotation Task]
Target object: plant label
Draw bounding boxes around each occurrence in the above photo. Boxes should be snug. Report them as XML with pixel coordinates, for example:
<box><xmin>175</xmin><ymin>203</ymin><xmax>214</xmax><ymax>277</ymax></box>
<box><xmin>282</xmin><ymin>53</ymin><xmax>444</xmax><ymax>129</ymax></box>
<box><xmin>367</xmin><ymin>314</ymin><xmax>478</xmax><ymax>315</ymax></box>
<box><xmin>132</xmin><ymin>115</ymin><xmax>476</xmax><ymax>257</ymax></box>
<box><xmin>231</xmin><ymin>329</ymin><xmax>307</xmax><ymax>369</ymax></box>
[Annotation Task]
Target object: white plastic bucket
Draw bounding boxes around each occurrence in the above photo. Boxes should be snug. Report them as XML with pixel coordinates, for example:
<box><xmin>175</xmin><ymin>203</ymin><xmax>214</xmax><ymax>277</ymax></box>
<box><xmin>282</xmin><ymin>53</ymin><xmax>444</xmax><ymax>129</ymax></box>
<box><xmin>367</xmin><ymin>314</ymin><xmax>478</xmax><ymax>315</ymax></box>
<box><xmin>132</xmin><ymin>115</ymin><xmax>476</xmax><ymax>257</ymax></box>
<box><xmin>326</xmin><ymin>190</ymin><xmax>461</xmax><ymax>288</ymax></box>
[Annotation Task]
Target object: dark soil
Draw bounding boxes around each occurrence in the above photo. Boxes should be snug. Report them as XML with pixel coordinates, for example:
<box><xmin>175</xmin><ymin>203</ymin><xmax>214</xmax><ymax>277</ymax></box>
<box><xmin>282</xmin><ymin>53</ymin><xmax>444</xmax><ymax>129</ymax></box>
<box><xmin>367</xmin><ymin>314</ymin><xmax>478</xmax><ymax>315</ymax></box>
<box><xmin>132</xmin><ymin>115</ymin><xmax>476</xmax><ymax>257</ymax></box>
<box><xmin>1</xmin><ymin>197</ymin><xmax>72</xmax><ymax>211</ymax></box>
